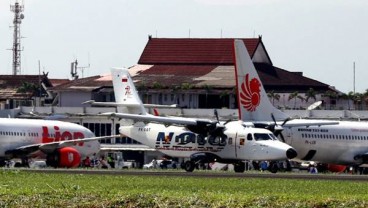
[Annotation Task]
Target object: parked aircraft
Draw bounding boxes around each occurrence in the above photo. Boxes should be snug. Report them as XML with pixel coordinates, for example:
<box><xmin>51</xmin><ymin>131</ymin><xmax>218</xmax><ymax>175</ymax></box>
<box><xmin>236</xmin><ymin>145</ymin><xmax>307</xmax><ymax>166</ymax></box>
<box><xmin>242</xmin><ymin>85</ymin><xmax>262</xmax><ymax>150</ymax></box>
<box><xmin>0</xmin><ymin>118</ymin><xmax>115</xmax><ymax>168</ymax></box>
<box><xmin>234</xmin><ymin>39</ymin><xmax>368</xmax><ymax>172</ymax></box>
<box><xmin>102</xmin><ymin>68</ymin><xmax>297</xmax><ymax>173</ymax></box>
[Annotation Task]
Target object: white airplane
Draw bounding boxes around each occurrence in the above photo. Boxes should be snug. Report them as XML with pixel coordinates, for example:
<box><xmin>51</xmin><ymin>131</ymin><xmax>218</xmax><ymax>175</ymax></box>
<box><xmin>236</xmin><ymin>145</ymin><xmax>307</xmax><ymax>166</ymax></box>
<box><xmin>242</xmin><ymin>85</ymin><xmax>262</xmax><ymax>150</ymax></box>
<box><xmin>0</xmin><ymin>118</ymin><xmax>116</xmax><ymax>168</ymax></box>
<box><xmin>234</xmin><ymin>39</ymin><xmax>368</xmax><ymax>172</ymax></box>
<box><xmin>102</xmin><ymin>68</ymin><xmax>297</xmax><ymax>173</ymax></box>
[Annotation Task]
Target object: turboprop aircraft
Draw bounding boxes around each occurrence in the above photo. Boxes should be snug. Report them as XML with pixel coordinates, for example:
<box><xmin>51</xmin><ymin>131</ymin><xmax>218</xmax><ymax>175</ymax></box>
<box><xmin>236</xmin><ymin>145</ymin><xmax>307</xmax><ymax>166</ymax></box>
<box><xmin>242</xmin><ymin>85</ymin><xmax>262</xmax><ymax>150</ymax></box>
<box><xmin>234</xmin><ymin>39</ymin><xmax>368</xmax><ymax>172</ymax></box>
<box><xmin>102</xmin><ymin>68</ymin><xmax>297</xmax><ymax>173</ymax></box>
<box><xmin>0</xmin><ymin>118</ymin><xmax>116</xmax><ymax>168</ymax></box>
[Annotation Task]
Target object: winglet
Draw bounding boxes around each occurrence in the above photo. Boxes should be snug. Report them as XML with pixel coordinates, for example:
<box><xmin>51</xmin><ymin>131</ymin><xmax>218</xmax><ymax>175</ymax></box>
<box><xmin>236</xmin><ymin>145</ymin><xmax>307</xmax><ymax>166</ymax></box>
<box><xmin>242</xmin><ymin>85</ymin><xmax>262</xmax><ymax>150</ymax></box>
<box><xmin>233</xmin><ymin>40</ymin><xmax>288</xmax><ymax>121</ymax></box>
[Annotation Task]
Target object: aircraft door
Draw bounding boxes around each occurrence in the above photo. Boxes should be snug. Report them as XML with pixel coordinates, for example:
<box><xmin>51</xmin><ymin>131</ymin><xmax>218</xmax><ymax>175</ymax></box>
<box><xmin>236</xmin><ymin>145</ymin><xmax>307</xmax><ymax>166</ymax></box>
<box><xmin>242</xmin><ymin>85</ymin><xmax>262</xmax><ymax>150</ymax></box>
<box><xmin>228</xmin><ymin>133</ymin><xmax>246</xmax><ymax>159</ymax></box>
<box><xmin>283</xmin><ymin>128</ymin><xmax>293</xmax><ymax>145</ymax></box>
<box><xmin>227</xmin><ymin>133</ymin><xmax>238</xmax><ymax>158</ymax></box>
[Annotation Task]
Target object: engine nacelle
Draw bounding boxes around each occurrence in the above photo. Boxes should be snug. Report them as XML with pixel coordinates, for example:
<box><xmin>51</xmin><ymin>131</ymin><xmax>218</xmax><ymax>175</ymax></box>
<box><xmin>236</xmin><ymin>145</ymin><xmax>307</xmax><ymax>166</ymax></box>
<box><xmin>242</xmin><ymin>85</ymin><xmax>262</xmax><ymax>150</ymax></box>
<box><xmin>327</xmin><ymin>164</ymin><xmax>346</xmax><ymax>173</ymax></box>
<box><xmin>58</xmin><ymin>147</ymin><xmax>81</xmax><ymax>168</ymax></box>
<box><xmin>317</xmin><ymin>163</ymin><xmax>347</xmax><ymax>173</ymax></box>
<box><xmin>47</xmin><ymin>147</ymin><xmax>81</xmax><ymax>168</ymax></box>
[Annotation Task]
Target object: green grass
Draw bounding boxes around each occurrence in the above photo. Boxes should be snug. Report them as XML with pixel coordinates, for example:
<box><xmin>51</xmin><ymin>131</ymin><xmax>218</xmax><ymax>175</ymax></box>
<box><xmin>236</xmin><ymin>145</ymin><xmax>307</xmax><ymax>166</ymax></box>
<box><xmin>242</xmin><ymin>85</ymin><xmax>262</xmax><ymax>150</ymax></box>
<box><xmin>0</xmin><ymin>170</ymin><xmax>368</xmax><ymax>207</ymax></box>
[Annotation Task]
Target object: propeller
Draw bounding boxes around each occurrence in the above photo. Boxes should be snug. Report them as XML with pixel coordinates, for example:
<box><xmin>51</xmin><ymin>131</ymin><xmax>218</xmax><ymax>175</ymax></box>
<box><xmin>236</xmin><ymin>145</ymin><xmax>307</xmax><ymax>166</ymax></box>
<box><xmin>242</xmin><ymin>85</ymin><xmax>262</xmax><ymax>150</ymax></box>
<box><xmin>268</xmin><ymin>113</ymin><xmax>291</xmax><ymax>142</ymax></box>
<box><xmin>187</xmin><ymin>109</ymin><xmax>224</xmax><ymax>136</ymax></box>
<box><xmin>214</xmin><ymin>109</ymin><xmax>220</xmax><ymax>123</ymax></box>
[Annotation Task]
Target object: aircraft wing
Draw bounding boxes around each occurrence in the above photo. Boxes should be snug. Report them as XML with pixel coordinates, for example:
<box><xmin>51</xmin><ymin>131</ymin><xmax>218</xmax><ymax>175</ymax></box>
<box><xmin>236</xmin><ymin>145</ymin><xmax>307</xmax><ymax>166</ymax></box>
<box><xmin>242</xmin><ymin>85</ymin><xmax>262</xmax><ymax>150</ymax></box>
<box><xmin>101</xmin><ymin>112</ymin><xmax>214</xmax><ymax>126</ymax></box>
<box><xmin>6</xmin><ymin>135</ymin><xmax>120</xmax><ymax>156</ymax></box>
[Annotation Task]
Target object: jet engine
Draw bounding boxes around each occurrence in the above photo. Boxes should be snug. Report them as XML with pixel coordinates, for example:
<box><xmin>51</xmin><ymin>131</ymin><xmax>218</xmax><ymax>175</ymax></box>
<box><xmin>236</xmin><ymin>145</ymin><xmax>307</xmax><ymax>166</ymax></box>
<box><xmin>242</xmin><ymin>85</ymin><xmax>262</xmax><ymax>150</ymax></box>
<box><xmin>317</xmin><ymin>163</ymin><xmax>346</xmax><ymax>173</ymax></box>
<box><xmin>46</xmin><ymin>147</ymin><xmax>81</xmax><ymax>168</ymax></box>
<box><xmin>327</xmin><ymin>164</ymin><xmax>346</xmax><ymax>173</ymax></box>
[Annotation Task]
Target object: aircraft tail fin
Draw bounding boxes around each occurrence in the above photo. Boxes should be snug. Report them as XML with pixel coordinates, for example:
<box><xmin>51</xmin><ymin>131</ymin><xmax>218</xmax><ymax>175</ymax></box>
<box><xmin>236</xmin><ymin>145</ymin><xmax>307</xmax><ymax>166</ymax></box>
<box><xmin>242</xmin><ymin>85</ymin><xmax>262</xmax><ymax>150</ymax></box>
<box><xmin>111</xmin><ymin>68</ymin><xmax>148</xmax><ymax>115</ymax></box>
<box><xmin>233</xmin><ymin>39</ymin><xmax>288</xmax><ymax>121</ymax></box>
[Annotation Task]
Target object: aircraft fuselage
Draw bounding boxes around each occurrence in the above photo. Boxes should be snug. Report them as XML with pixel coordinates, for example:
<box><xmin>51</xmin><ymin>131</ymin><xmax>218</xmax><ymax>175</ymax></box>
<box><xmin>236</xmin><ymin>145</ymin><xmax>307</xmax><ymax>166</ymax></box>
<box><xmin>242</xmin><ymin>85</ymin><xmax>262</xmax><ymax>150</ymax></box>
<box><xmin>284</xmin><ymin>120</ymin><xmax>368</xmax><ymax>165</ymax></box>
<box><xmin>119</xmin><ymin>121</ymin><xmax>295</xmax><ymax>161</ymax></box>
<box><xmin>0</xmin><ymin>118</ymin><xmax>98</xmax><ymax>159</ymax></box>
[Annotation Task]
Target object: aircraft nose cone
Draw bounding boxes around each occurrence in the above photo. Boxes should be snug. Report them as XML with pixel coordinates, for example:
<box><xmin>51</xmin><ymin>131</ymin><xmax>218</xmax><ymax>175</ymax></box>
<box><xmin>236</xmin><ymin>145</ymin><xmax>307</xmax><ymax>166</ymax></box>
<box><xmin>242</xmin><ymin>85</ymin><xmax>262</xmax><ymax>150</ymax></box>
<box><xmin>286</xmin><ymin>148</ymin><xmax>297</xmax><ymax>159</ymax></box>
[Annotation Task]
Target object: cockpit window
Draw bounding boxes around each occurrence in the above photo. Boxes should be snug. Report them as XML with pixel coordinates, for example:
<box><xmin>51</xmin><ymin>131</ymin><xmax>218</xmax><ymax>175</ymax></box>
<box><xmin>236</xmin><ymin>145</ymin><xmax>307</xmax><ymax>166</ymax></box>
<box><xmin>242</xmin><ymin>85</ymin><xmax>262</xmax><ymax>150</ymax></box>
<box><xmin>254</xmin><ymin>133</ymin><xmax>275</xmax><ymax>141</ymax></box>
<box><xmin>268</xmin><ymin>134</ymin><xmax>278</xmax><ymax>140</ymax></box>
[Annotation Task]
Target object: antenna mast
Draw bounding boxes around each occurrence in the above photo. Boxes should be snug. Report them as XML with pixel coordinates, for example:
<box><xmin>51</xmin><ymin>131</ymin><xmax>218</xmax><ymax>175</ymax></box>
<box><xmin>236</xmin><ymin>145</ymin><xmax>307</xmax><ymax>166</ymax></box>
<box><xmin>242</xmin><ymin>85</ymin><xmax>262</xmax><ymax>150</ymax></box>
<box><xmin>10</xmin><ymin>0</ymin><xmax>24</xmax><ymax>75</ymax></box>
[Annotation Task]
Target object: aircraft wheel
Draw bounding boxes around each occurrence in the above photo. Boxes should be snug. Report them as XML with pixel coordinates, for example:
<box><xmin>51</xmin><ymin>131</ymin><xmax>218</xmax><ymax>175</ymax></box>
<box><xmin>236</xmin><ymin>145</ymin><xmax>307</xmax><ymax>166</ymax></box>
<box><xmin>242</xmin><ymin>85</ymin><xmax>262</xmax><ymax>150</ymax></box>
<box><xmin>234</xmin><ymin>162</ymin><xmax>245</xmax><ymax>173</ymax></box>
<box><xmin>184</xmin><ymin>161</ymin><xmax>195</xmax><ymax>172</ymax></box>
<box><xmin>269</xmin><ymin>162</ymin><xmax>279</xmax><ymax>173</ymax></box>
<box><xmin>14</xmin><ymin>162</ymin><xmax>22</xmax><ymax>168</ymax></box>
<box><xmin>0</xmin><ymin>159</ymin><xmax>6</xmax><ymax>167</ymax></box>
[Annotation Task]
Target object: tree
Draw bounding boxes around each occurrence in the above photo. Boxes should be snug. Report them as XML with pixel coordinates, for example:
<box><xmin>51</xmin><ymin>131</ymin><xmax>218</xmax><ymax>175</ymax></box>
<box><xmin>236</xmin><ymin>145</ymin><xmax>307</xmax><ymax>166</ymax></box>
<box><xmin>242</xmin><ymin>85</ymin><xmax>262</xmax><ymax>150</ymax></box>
<box><xmin>17</xmin><ymin>81</ymin><xmax>39</xmax><ymax>96</ymax></box>
<box><xmin>267</xmin><ymin>90</ymin><xmax>280</xmax><ymax>105</ymax></box>
<box><xmin>288</xmin><ymin>91</ymin><xmax>300</xmax><ymax>109</ymax></box>
<box><xmin>363</xmin><ymin>89</ymin><xmax>368</xmax><ymax>110</ymax></box>
<box><xmin>305</xmin><ymin>88</ymin><xmax>317</xmax><ymax>103</ymax></box>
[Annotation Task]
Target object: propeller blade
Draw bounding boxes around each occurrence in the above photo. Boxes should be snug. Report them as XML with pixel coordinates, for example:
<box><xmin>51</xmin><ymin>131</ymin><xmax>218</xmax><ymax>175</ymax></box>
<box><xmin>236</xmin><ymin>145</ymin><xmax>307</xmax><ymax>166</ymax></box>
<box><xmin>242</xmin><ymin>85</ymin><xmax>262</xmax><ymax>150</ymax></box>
<box><xmin>281</xmin><ymin>117</ymin><xmax>291</xmax><ymax>126</ymax></box>
<box><xmin>279</xmin><ymin>133</ymin><xmax>286</xmax><ymax>143</ymax></box>
<box><xmin>214</xmin><ymin>109</ymin><xmax>219</xmax><ymax>123</ymax></box>
<box><xmin>271</xmin><ymin>113</ymin><xmax>276</xmax><ymax>124</ymax></box>
<box><xmin>224</xmin><ymin>119</ymin><xmax>232</xmax><ymax>125</ymax></box>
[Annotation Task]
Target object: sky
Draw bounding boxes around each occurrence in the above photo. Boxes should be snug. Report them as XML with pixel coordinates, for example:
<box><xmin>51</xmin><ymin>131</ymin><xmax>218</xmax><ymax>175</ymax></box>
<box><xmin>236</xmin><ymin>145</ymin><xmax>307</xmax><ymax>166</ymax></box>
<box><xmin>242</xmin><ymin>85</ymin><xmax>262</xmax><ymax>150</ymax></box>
<box><xmin>1</xmin><ymin>0</ymin><xmax>368</xmax><ymax>93</ymax></box>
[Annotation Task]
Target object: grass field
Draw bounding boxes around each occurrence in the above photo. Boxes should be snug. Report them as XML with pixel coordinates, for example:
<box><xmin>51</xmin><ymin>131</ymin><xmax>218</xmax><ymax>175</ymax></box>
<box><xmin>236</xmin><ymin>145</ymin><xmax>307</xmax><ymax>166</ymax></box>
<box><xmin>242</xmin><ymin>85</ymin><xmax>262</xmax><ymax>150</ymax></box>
<box><xmin>0</xmin><ymin>170</ymin><xmax>368</xmax><ymax>207</ymax></box>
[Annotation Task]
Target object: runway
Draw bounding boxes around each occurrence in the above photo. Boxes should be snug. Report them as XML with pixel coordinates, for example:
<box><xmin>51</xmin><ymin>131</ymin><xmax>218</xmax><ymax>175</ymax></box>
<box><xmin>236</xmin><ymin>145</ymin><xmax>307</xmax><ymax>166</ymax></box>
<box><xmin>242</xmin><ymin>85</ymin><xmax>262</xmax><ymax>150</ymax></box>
<box><xmin>14</xmin><ymin>168</ymin><xmax>368</xmax><ymax>182</ymax></box>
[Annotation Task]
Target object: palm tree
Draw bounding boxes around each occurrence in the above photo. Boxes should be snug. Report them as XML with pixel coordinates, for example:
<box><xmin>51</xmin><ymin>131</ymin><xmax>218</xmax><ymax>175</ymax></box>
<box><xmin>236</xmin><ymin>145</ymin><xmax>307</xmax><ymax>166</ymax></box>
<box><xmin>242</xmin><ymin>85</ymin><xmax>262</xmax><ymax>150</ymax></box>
<box><xmin>267</xmin><ymin>90</ymin><xmax>280</xmax><ymax>105</ymax></box>
<box><xmin>305</xmin><ymin>88</ymin><xmax>317</xmax><ymax>103</ymax></box>
<box><xmin>288</xmin><ymin>91</ymin><xmax>299</xmax><ymax>109</ymax></box>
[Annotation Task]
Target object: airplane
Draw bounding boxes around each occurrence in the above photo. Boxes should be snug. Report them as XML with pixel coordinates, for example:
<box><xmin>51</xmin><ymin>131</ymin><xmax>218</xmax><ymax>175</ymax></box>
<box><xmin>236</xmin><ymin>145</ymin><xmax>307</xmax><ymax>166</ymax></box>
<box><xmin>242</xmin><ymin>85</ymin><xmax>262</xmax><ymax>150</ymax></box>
<box><xmin>233</xmin><ymin>39</ymin><xmax>368</xmax><ymax>172</ymax></box>
<box><xmin>102</xmin><ymin>68</ymin><xmax>298</xmax><ymax>173</ymax></box>
<box><xmin>0</xmin><ymin>118</ymin><xmax>116</xmax><ymax>168</ymax></box>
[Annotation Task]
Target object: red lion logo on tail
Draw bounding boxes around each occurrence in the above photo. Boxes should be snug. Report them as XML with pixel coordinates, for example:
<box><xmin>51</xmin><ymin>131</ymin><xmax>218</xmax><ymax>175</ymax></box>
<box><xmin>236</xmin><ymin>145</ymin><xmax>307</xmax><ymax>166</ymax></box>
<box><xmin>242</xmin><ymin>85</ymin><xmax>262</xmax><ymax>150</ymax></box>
<box><xmin>239</xmin><ymin>74</ymin><xmax>261</xmax><ymax>111</ymax></box>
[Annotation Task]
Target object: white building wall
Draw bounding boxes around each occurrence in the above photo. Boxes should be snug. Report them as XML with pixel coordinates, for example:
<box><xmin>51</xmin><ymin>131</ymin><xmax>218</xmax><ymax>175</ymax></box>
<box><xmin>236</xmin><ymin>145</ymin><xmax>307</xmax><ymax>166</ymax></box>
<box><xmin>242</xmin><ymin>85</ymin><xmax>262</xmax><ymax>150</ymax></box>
<box><xmin>59</xmin><ymin>91</ymin><xmax>91</xmax><ymax>107</ymax></box>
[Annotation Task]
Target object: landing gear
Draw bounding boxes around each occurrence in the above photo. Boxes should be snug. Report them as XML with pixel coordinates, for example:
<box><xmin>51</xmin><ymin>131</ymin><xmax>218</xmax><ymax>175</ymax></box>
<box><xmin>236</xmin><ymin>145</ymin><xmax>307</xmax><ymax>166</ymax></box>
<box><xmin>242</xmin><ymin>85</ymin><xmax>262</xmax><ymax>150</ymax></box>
<box><xmin>46</xmin><ymin>152</ymin><xmax>58</xmax><ymax>168</ymax></box>
<box><xmin>184</xmin><ymin>161</ymin><xmax>195</xmax><ymax>172</ymax></box>
<box><xmin>234</xmin><ymin>162</ymin><xmax>245</xmax><ymax>173</ymax></box>
<box><xmin>268</xmin><ymin>161</ymin><xmax>279</xmax><ymax>173</ymax></box>
<box><xmin>0</xmin><ymin>159</ymin><xmax>6</xmax><ymax>167</ymax></box>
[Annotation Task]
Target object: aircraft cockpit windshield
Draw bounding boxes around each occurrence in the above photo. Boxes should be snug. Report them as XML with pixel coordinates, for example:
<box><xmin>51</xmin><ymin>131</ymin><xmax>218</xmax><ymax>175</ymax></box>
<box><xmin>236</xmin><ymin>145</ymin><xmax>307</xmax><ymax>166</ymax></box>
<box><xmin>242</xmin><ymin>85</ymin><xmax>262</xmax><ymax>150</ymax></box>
<box><xmin>254</xmin><ymin>133</ymin><xmax>277</xmax><ymax>141</ymax></box>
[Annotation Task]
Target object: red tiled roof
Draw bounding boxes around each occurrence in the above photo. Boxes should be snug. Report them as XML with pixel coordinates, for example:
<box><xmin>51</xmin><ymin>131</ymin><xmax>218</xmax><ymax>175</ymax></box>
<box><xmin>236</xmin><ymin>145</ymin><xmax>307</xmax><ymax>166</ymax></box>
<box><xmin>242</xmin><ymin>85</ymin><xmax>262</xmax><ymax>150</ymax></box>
<box><xmin>255</xmin><ymin>63</ymin><xmax>329</xmax><ymax>92</ymax></box>
<box><xmin>138</xmin><ymin>38</ymin><xmax>259</xmax><ymax>65</ymax></box>
<box><xmin>134</xmin><ymin>65</ymin><xmax>217</xmax><ymax>87</ymax></box>
<box><xmin>0</xmin><ymin>75</ymin><xmax>51</xmax><ymax>99</ymax></box>
<box><xmin>50</xmin><ymin>75</ymin><xmax>109</xmax><ymax>91</ymax></box>
<box><xmin>0</xmin><ymin>75</ymin><xmax>49</xmax><ymax>88</ymax></box>
<box><xmin>131</xmin><ymin>64</ymin><xmax>331</xmax><ymax>92</ymax></box>
<box><xmin>49</xmin><ymin>79</ymin><xmax>70</xmax><ymax>87</ymax></box>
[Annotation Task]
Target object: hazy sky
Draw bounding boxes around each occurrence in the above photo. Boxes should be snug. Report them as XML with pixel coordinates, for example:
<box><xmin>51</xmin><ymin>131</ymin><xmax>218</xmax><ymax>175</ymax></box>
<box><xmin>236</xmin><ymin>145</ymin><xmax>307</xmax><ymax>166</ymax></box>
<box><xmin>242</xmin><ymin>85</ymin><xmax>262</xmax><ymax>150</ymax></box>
<box><xmin>1</xmin><ymin>0</ymin><xmax>368</xmax><ymax>93</ymax></box>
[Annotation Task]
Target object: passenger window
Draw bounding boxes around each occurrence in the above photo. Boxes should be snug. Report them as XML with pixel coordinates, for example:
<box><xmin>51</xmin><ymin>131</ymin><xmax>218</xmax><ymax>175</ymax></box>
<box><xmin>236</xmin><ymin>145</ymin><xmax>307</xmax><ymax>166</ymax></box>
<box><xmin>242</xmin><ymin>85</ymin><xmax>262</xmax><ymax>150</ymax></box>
<box><xmin>228</xmin><ymin>138</ymin><xmax>233</xmax><ymax>145</ymax></box>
